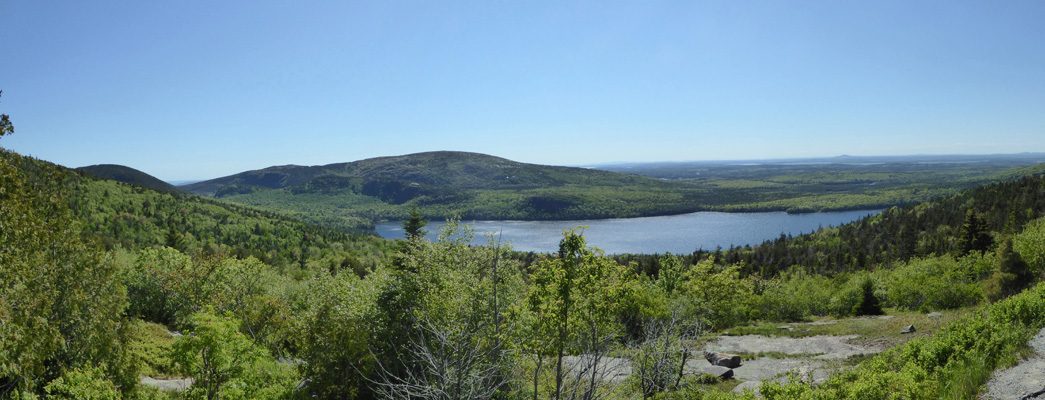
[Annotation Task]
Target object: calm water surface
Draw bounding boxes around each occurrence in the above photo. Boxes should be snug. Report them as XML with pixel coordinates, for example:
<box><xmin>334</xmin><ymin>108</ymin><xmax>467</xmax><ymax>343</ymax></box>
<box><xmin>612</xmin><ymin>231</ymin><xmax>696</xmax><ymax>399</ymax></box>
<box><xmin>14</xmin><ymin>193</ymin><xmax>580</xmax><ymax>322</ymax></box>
<box><xmin>376</xmin><ymin>210</ymin><xmax>881</xmax><ymax>254</ymax></box>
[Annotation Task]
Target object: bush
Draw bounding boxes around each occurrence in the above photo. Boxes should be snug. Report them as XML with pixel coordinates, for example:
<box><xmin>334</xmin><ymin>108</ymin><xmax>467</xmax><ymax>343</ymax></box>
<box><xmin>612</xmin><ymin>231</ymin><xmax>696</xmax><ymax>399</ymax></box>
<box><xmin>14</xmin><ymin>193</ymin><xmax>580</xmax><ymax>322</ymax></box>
<box><xmin>882</xmin><ymin>256</ymin><xmax>983</xmax><ymax>312</ymax></box>
<box><xmin>43</xmin><ymin>367</ymin><xmax>121</xmax><ymax>400</ymax></box>
<box><xmin>170</xmin><ymin>308</ymin><xmax>298</xmax><ymax>400</ymax></box>
<box><xmin>1014</xmin><ymin>216</ymin><xmax>1045</xmax><ymax>277</ymax></box>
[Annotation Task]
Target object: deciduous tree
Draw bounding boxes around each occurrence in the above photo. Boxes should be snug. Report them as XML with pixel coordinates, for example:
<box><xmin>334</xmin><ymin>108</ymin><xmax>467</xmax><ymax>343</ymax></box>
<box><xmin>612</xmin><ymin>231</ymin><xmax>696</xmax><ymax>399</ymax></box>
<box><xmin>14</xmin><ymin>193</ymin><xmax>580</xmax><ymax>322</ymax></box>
<box><xmin>521</xmin><ymin>229</ymin><xmax>632</xmax><ymax>400</ymax></box>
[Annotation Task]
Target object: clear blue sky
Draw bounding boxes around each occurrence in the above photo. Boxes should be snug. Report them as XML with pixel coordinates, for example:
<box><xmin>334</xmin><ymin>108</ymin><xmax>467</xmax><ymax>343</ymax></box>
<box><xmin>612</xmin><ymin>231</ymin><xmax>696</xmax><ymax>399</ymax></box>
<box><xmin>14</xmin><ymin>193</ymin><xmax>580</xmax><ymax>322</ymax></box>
<box><xmin>2</xmin><ymin>1</ymin><xmax>1044</xmax><ymax>181</ymax></box>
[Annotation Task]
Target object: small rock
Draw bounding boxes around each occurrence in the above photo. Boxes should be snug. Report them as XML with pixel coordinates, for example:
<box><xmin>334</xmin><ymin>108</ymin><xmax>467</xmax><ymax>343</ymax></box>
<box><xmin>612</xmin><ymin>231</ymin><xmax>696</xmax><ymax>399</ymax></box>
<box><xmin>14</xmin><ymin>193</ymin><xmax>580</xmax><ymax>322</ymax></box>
<box><xmin>704</xmin><ymin>351</ymin><xmax>743</xmax><ymax>368</ymax></box>
<box><xmin>779</xmin><ymin>325</ymin><xmax>792</xmax><ymax>330</ymax></box>
<box><xmin>702</xmin><ymin>365</ymin><xmax>734</xmax><ymax>380</ymax></box>
<box><xmin>927</xmin><ymin>312</ymin><xmax>943</xmax><ymax>319</ymax></box>
<box><xmin>901</xmin><ymin>324</ymin><xmax>916</xmax><ymax>334</ymax></box>
<box><xmin>168</xmin><ymin>330</ymin><xmax>183</xmax><ymax>337</ymax></box>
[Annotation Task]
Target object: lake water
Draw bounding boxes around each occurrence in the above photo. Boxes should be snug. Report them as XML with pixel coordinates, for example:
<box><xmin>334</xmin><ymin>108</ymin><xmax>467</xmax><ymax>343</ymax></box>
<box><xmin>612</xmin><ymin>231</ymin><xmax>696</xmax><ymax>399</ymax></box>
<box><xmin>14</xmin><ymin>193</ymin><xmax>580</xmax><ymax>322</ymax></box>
<box><xmin>375</xmin><ymin>210</ymin><xmax>881</xmax><ymax>254</ymax></box>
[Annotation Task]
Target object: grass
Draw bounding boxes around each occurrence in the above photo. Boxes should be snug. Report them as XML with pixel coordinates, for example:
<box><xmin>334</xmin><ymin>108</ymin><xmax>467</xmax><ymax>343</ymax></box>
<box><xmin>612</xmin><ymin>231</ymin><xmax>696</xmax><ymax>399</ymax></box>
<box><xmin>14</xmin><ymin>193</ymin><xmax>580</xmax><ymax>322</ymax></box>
<box><xmin>721</xmin><ymin>307</ymin><xmax>974</xmax><ymax>350</ymax></box>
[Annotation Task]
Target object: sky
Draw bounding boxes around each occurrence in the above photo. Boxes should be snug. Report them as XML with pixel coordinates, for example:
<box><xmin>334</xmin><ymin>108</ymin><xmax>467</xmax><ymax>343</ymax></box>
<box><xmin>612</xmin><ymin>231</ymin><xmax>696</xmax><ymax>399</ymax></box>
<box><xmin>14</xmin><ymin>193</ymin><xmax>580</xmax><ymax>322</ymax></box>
<box><xmin>2</xmin><ymin>1</ymin><xmax>1044</xmax><ymax>181</ymax></box>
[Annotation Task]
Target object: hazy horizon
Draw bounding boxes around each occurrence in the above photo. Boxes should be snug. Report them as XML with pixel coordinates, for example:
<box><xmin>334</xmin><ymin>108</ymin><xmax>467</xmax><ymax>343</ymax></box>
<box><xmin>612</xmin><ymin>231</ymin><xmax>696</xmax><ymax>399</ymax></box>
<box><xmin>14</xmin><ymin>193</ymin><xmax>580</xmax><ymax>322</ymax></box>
<box><xmin>113</xmin><ymin>150</ymin><xmax>1045</xmax><ymax>185</ymax></box>
<box><xmin>3</xmin><ymin>1</ymin><xmax>1044</xmax><ymax>181</ymax></box>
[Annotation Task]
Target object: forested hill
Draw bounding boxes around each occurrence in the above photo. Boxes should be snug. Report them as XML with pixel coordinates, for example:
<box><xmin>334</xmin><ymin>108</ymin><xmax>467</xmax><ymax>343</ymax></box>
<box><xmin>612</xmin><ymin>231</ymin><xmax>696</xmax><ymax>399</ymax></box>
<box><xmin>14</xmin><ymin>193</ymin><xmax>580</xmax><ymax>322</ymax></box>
<box><xmin>180</xmin><ymin>151</ymin><xmax>706</xmax><ymax>226</ymax></box>
<box><xmin>703</xmin><ymin>169</ymin><xmax>1045</xmax><ymax>277</ymax></box>
<box><xmin>2</xmin><ymin>149</ymin><xmax>393</xmax><ymax>270</ymax></box>
<box><xmin>183</xmin><ymin>150</ymin><xmax>670</xmax><ymax>195</ymax></box>
<box><xmin>78</xmin><ymin>163</ymin><xmax>182</xmax><ymax>193</ymax></box>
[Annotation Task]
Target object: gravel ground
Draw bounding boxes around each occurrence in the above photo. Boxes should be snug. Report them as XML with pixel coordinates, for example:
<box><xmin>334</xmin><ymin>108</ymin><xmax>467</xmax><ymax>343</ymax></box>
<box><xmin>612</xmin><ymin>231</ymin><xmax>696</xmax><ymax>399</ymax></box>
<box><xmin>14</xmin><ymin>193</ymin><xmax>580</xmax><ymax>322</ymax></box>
<box><xmin>984</xmin><ymin>327</ymin><xmax>1045</xmax><ymax>400</ymax></box>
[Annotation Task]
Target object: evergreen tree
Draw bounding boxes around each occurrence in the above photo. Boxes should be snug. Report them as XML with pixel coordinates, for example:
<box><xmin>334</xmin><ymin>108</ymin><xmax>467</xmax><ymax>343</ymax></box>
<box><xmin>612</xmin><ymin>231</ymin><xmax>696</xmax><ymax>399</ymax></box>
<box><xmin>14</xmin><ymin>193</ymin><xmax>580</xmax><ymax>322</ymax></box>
<box><xmin>402</xmin><ymin>205</ymin><xmax>428</xmax><ymax>240</ymax></box>
<box><xmin>165</xmin><ymin>223</ymin><xmax>185</xmax><ymax>251</ymax></box>
<box><xmin>852</xmin><ymin>277</ymin><xmax>884</xmax><ymax>316</ymax></box>
<box><xmin>957</xmin><ymin>210</ymin><xmax>992</xmax><ymax>256</ymax></box>
<box><xmin>985</xmin><ymin>237</ymin><xmax>1033</xmax><ymax>301</ymax></box>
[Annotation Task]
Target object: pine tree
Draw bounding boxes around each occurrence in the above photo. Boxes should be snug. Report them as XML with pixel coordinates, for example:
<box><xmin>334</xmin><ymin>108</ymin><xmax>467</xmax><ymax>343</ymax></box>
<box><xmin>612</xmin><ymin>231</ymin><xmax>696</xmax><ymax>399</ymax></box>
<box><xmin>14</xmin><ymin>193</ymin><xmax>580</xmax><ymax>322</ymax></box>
<box><xmin>957</xmin><ymin>210</ymin><xmax>992</xmax><ymax>256</ymax></box>
<box><xmin>402</xmin><ymin>205</ymin><xmax>428</xmax><ymax>240</ymax></box>
<box><xmin>985</xmin><ymin>237</ymin><xmax>1033</xmax><ymax>301</ymax></box>
<box><xmin>852</xmin><ymin>277</ymin><xmax>884</xmax><ymax>316</ymax></box>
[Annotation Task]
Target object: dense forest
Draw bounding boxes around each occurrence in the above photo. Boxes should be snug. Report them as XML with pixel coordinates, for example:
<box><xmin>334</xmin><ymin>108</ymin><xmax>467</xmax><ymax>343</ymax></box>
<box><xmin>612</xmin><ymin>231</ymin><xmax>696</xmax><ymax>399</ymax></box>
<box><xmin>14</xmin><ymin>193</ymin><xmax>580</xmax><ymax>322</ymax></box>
<box><xmin>5</xmin><ymin>127</ymin><xmax>1045</xmax><ymax>399</ymax></box>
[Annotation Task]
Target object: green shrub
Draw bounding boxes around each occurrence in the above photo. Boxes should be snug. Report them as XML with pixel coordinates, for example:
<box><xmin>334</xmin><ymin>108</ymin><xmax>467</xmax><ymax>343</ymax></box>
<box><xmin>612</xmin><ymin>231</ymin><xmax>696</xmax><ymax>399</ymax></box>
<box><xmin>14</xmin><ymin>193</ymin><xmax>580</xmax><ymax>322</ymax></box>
<box><xmin>43</xmin><ymin>367</ymin><xmax>122</xmax><ymax>400</ymax></box>
<box><xmin>882</xmin><ymin>256</ymin><xmax>983</xmax><ymax>312</ymax></box>
<box><xmin>1014</xmin><ymin>216</ymin><xmax>1045</xmax><ymax>277</ymax></box>
<box><xmin>754</xmin><ymin>270</ymin><xmax>836</xmax><ymax>321</ymax></box>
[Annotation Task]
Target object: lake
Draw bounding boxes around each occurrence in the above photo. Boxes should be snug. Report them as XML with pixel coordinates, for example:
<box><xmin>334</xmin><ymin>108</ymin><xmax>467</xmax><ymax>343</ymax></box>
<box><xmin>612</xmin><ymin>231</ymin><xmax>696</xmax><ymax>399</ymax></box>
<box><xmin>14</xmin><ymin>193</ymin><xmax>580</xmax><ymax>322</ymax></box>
<box><xmin>375</xmin><ymin>210</ymin><xmax>881</xmax><ymax>254</ymax></box>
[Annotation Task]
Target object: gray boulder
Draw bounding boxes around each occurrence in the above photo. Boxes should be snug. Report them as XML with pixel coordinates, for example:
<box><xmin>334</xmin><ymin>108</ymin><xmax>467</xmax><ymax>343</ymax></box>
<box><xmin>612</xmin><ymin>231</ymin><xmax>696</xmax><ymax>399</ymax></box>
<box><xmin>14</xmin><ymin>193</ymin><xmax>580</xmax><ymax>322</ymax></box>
<box><xmin>901</xmin><ymin>324</ymin><xmax>916</xmax><ymax>334</ymax></box>
<box><xmin>704</xmin><ymin>351</ymin><xmax>742</xmax><ymax>368</ymax></box>
<box><xmin>927</xmin><ymin>312</ymin><xmax>943</xmax><ymax>319</ymax></box>
<box><xmin>701</xmin><ymin>365</ymin><xmax>734</xmax><ymax>380</ymax></box>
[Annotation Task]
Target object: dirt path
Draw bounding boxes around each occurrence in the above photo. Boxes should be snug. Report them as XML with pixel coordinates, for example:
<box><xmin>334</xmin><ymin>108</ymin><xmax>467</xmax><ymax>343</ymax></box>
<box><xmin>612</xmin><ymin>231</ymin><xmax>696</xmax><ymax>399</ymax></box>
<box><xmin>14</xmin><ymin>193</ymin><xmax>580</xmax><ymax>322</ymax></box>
<box><xmin>984</xmin><ymin>327</ymin><xmax>1045</xmax><ymax>400</ymax></box>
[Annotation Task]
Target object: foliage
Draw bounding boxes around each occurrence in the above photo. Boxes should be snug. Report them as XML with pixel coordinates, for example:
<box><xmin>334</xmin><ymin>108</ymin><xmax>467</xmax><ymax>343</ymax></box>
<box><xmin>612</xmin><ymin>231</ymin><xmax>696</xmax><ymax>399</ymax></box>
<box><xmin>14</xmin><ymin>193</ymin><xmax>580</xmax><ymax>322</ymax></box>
<box><xmin>8</xmin><ymin>121</ymin><xmax>1045</xmax><ymax>400</ymax></box>
<box><xmin>129</xmin><ymin>321</ymin><xmax>178</xmax><ymax>379</ymax></box>
<box><xmin>0</xmin><ymin>90</ymin><xmax>12</xmax><ymax>138</ymax></box>
<box><xmin>294</xmin><ymin>269</ymin><xmax>387</xmax><ymax>399</ymax></box>
<box><xmin>851</xmin><ymin>276</ymin><xmax>883</xmax><ymax>316</ymax></box>
<box><xmin>880</xmin><ymin>255</ymin><xmax>985</xmax><ymax>312</ymax></box>
<box><xmin>169</xmin><ymin>308</ymin><xmax>297</xmax><ymax>400</ymax></box>
<box><xmin>957</xmin><ymin>210</ymin><xmax>993</xmax><ymax>256</ymax></box>
<box><xmin>43</xmin><ymin>366</ymin><xmax>122</xmax><ymax>400</ymax></box>
<box><xmin>402</xmin><ymin>205</ymin><xmax>428</xmax><ymax>240</ymax></box>
<box><xmin>1013</xmin><ymin>216</ymin><xmax>1045</xmax><ymax>278</ymax></box>
<box><xmin>371</xmin><ymin>221</ymin><xmax>520</xmax><ymax>400</ymax></box>
<box><xmin>984</xmin><ymin>237</ymin><xmax>1033</xmax><ymax>302</ymax></box>
<box><xmin>698</xmin><ymin>172</ymin><xmax>1045</xmax><ymax>278</ymax></box>
<box><xmin>751</xmin><ymin>270</ymin><xmax>836</xmax><ymax>321</ymax></box>
<box><xmin>0</xmin><ymin>151</ymin><xmax>137</xmax><ymax>397</ymax></box>
<box><xmin>2</xmin><ymin>148</ymin><xmax>392</xmax><ymax>271</ymax></box>
<box><xmin>679</xmin><ymin>259</ymin><xmax>754</xmax><ymax>330</ymax></box>
<box><xmin>78</xmin><ymin>164</ymin><xmax>182</xmax><ymax>193</ymax></box>
<box><xmin>520</xmin><ymin>229</ymin><xmax>634</xmax><ymax>400</ymax></box>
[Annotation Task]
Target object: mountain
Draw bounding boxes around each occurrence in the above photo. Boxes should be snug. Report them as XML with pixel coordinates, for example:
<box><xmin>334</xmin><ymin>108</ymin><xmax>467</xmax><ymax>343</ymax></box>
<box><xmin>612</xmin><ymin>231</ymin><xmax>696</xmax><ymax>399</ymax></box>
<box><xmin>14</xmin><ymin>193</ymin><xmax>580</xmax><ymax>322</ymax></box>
<box><xmin>78</xmin><ymin>164</ymin><xmax>182</xmax><ymax>193</ymax></box>
<box><xmin>181</xmin><ymin>151</ymin><xmax>698</xmax><ymax>225</ymax></box>
<box><xmin>183</xmin><ymin>151</ymin><xmax>666</xmax><ymax>196</ymax></box>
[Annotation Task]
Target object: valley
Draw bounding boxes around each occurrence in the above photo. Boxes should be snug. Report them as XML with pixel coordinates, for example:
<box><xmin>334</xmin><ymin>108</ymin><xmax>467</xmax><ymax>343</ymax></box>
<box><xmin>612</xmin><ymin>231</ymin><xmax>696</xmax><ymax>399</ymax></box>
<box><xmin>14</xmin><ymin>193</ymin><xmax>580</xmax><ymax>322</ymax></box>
<box><xmin>6</xmin><ymin>145</ymin><xmax>1045</xmax><ymax>400</ymax></box>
